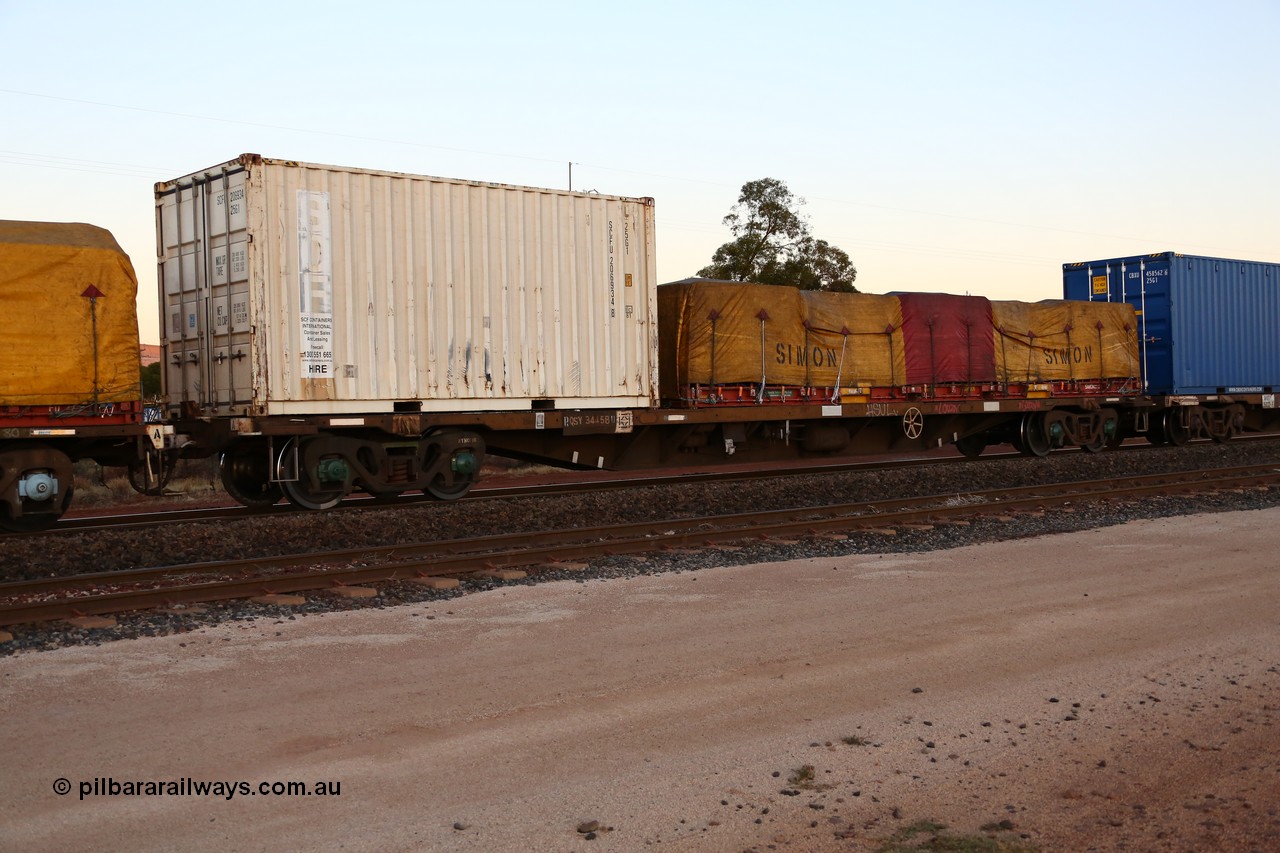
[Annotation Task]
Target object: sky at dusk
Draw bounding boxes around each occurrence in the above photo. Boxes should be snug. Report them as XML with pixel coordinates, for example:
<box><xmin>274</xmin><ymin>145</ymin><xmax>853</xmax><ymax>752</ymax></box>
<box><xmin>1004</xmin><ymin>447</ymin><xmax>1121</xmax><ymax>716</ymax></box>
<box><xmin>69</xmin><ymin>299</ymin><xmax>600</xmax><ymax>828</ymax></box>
<box><xmin>3</xmin><ymin>0</ymin><xmax>1277</xmax><ymax>344</ymax></box>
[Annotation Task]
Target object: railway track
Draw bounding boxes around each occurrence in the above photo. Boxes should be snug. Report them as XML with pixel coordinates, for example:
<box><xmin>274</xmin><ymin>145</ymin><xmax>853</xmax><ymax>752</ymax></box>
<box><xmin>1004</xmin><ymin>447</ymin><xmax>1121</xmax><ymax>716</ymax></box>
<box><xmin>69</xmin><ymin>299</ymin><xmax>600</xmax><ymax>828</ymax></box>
<box><xmin>37</xmin><ymin>452</ymin><xmax>1001</xmax><ymax>533</ymax></box>
<box><xmin>2</xmin><ymin>462</ymin><xmax>1277</xmax><ymax>629</ymax></box>
<box><xmin>31</xmin><ymin>433</ymin><xmax>1280</xmax><ymax>536</ymax></box>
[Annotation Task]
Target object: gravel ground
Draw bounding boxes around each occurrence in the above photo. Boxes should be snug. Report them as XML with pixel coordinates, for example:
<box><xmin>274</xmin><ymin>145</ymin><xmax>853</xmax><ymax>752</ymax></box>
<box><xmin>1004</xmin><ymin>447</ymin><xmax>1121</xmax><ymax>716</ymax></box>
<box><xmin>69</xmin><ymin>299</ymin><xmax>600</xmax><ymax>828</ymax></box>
<box><xmin>2</xmin><ymin>440</ymin><xmax>1279</xmax><ymax>656</ymax></box>
<box><xmin>2</xmin><ymin>506</ymin><xmax>1277</xmax><ymax>852</ymax></box>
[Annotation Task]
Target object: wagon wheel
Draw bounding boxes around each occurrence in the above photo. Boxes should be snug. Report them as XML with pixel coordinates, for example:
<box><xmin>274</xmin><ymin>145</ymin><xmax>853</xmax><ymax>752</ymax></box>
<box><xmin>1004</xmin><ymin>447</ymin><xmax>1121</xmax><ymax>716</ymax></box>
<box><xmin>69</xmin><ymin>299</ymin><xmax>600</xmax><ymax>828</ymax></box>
<box><xmin>422</xmin><ymin>430</ymin><xmax>483</xmax><ymax>501</ymax></box>
<box><xmin>1018</xmin><ymin>413</ymin><xmax>1052</xmax><ymax>458</ymax></box>
<box><xmin>1105</xmin><ymin>424</ymin><xmax>1126</xmax><ymax>450</ymax></box>
<box><xmin>425</xmin><ymin>474</ymin><xmax>475</xmax><ymax>501</ymax></box>
<box><xmin>955</xmin><ymin>434</ymin><xmax>986</xmax><ymax>459</ymax></box>
<box><xmin>1162</xmin><ymin>409</ymin><xmax>1190</xmax><ymax>447</ymax></box>
<box><xmin>901</xmin><ymin>407</ymin><xmax>924</xmax><ymax>440</ymax></box>
<box><xmin>277</xmin><ymin>438</ymin><xmax>351</xmax><ymax>511</ymax></box>
<box><xmin>1080</xmin><ymin>431</ymin><xmax>1107</xmax><ymax>453</ymax></box>
<box><xmin>0</xmin><ymin>444</ymin><xmax>74</xmax><ymax>532</ymax></box>
<box><xmin>1208</xmin><ymin>407</ymin><xmax>1238</xmax><ymax>444</ymax></box>
<box><xmin>0</xmin><ymin>491</ymin><xmax>73</xmax><ymax>532</ymax></box>
<box><xmin>219</xmin><ymin>442</ymin><xmax>283</xmax><ymax>509</ymax></box>
<box><xmin>128</xmin><ymin>446</ymin><xmax>177</xmax><ymax>496</ymax></box>
<box><xmin>424</xmin><ymin>448</ymin><xmax>478</xmax><ymax>501</ymax></box>
<box><xmin>1145</xmin><ymin>416</ymin><xmax>1169</xmax><ymax>446</ymax></box>
<box><xmin>1083</xmin><ymin>412</ymin><xmax>1119</xmax><ymax>453</ymax></box>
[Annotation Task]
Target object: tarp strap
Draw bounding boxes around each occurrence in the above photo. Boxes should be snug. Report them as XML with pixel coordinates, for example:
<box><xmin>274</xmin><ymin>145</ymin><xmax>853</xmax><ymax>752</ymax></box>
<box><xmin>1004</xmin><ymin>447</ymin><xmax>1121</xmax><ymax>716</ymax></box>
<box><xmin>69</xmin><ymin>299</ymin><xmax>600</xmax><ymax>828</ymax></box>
<box><xmin>998</xmin><ymin>328</ymin><xmax>1009</xmax><ymax>388</ymax></box>
<box><xmin>1064</xmin><ymin>325</ymin><xmax>1074</xmax><ymax>382</ymax></box>
<box><xmin>707</xmin><ymin>311</ymin><xmax>719</xmax><ymax>385</ymax></box>
<box><xmin>965</xmin><ymin>319</ymin><xmax>973</xmax><ymax>385</ymax></box>
<box><xmin>928</xmin><ymin>321</ymin><xmax>937</xmax><ymax>390</ymax></box>
<box><xmin>1025</xmin><ymin>332</ymin><xmax>1035</xmax><ymax>385</ymax></box>
<box><xmin>1096</xmin><ymin>323</ymin><xmax>1105</xmax><ymax>383</ymax></box>
<box><xmin>885</xmin><ymin>326</ymin><xmax>896</xmax><ymax>388</ymax></box>
<box><xmin>803</xmin><ymin>324</ymin><xmax>811</xmax><ymax>389</ymax></box>
<box><xmin>756</xmin><ymin>309</ymin><xmax>770</xmax><ymax>403</ymax></box>
<box><xmin>831</xmin><ymin>330</ymin><xmax>849</xmax><ymax>404</ymax></box>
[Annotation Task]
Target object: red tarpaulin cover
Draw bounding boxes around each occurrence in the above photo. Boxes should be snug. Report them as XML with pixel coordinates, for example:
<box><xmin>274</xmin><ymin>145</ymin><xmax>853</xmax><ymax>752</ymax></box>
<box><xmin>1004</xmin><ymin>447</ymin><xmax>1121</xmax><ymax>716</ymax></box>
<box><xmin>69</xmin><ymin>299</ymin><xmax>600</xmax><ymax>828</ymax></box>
<box><xmin>897</xmin><ymin>293</ymin><xmax>996</xmax><ymax>384</ymax></box>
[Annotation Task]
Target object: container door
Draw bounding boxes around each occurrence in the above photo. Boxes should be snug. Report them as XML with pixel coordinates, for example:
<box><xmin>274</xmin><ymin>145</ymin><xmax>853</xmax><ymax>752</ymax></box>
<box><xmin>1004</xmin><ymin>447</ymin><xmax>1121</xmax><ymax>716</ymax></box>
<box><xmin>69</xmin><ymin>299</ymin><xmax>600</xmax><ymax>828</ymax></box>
<box><xmin>204</xmin><ymin>171</ymin><xmax>254</xmax><ymax>410</ymax></box>
<box><xmin>157</xmin><ymin>183</ymin><xmax>207</xmax><ymax>414</ymax></box>
<box><xmin>1121</xmin><ymin>258</ymin><xmax>1174</xmax><ymax>395</ymax></box>
<box><xmin>157</xmin><ymin>169</ymin><xmax>254</xmax><ymax>415</ymax></box>
<box><xmin>1067</xmin><ymin>259</ymin><xmax>1173</xmax><ymax>394</ymax></box>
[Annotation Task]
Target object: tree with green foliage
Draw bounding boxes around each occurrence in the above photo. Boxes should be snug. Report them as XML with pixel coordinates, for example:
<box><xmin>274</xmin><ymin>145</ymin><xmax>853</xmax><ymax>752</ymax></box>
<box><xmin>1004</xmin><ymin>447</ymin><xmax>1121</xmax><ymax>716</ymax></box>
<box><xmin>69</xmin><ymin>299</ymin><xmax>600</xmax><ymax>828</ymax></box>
<box><xmin>698</xmin><ymin>178</ymin><xmax>858</xmax><ymax>292</ymax></box>
<box><xmin>140</xmin><ymin>361</ymin><xmax>161</xmax><ymax>398</ymax></box>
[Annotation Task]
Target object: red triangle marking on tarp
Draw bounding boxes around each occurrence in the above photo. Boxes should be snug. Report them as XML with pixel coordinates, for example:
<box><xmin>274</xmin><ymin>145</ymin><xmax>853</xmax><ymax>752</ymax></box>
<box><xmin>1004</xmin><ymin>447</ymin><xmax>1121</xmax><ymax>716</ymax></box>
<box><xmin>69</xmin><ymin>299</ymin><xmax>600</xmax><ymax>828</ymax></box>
<box><xmin>81</xmin><ymin>285</ymin><xmax>105</xmax><ymax>298</ymax></box>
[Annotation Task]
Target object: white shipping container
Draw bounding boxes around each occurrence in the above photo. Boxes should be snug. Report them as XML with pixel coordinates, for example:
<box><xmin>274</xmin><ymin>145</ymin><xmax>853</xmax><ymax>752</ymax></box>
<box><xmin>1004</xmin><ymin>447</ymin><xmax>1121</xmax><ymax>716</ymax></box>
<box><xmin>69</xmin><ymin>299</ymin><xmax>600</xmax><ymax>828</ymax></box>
<box><xmin>155</xmin><ymin>154</ymin><xmax>658</xmax><ymax>417</ymax></box>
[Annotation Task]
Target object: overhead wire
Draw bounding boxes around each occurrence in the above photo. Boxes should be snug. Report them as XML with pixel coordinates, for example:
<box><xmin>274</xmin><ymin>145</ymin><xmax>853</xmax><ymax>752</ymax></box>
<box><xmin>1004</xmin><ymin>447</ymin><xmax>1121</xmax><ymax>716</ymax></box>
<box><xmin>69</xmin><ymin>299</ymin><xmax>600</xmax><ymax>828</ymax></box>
<box><xmin>2</xmin><ymin>87</ymin><xmax>1272</xmax><ymax>263</ymax></box>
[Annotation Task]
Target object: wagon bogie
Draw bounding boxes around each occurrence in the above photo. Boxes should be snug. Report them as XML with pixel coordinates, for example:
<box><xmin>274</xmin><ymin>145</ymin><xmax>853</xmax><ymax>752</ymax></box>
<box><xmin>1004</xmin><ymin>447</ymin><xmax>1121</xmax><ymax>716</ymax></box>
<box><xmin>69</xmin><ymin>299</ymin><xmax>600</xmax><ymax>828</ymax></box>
<box><xmin>210</xmin><ymin>426</ymin><xmax>486</xmax><ymax>510</ymax></box>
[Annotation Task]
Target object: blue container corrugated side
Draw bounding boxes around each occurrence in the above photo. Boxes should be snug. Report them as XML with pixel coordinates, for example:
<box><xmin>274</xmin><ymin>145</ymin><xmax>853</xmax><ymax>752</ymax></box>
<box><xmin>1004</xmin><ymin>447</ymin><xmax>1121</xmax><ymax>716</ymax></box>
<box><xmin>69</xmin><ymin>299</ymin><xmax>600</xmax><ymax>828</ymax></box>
<box><xmin>1063</xmin><ymin>252</ymin><xmax>1280</xmax><ymax>396</ymax></box>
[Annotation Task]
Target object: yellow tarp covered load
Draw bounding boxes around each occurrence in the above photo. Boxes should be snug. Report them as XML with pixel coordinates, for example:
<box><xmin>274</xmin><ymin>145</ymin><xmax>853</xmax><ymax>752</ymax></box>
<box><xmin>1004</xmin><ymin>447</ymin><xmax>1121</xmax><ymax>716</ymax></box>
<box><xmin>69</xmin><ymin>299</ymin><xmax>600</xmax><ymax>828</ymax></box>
<box><xmin>659</xmin><ymin>280</ymin><xmax>807</xmax><ymax>389</ymax></box>
<box><xmin>658</xmin><ymin>280</ymin><xmax>908</xmax><ymax>393</ymax></box>
<box><xmin>802</xmin><ymin>291</ymin><xmax>906</xmax><ymax>388</ymax></box>
<box><xmin>991</xmin><ymin>300</ymin><xmax>1139</xmax><ymax>384</ymax></box>
<box><xmin>0</xmin><ymin>221</ymin><xmax>141</xmax><ymax>405</ymax></box>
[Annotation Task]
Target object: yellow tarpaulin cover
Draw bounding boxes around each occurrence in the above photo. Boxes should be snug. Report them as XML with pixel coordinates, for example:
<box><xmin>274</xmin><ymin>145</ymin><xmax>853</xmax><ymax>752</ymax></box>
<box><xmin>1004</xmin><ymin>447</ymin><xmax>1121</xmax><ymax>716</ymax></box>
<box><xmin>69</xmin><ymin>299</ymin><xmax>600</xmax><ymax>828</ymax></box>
<box><xmin>802</xmin><ymin>291</ymin><xmax>906</xmax><ymax>387</ymax></box>
<box><xmin>659</xmin><ymin>281</ymin><xmax>806</xmax><ymax>388</ymax></box>
<box><xmin>0</xmin><ymin>221</ymin><xmax>141</xmax><ymax>405</ymax></box>
<box><xmin>991</xmin><ymin>300</ymin><xmax>1139</xmax><ymax>383</ymax></box>
<box><xmin>658</xmin><ymin>281</ymin><xmax>907</xmax><ymax>390</ymax></box>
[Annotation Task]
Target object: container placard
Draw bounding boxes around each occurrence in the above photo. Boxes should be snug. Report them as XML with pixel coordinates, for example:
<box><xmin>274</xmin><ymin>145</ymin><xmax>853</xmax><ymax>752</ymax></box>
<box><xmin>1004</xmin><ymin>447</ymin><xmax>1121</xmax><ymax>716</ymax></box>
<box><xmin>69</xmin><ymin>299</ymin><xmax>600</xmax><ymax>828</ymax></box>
<box><xmin>297</xmin><ymin>190</ymin><xmax>334</xmax><ymax>377</ymax></box>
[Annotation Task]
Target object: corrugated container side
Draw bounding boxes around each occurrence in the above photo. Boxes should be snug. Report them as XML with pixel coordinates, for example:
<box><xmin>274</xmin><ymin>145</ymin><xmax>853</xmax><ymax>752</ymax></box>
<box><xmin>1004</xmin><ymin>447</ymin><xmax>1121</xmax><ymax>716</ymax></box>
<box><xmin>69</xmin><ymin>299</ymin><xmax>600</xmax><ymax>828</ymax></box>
<box><xmin>157</xmin><ymin>155</ymin><xmax>658</xmax><ymax>417</ymax></box>
<box><xmin>1064</xmin><ymin>253</ymin><xmax>1280</xmax><ymax>395</ymax></box>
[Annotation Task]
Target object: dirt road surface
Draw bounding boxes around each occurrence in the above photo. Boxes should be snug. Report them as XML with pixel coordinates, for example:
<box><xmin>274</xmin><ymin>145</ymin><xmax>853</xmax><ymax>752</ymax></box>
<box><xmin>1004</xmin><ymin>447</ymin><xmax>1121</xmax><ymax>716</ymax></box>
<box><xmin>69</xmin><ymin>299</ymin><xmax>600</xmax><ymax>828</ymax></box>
<box><xmin>2</xmin><ymin>508</ymin><xmax>1277</xmax><ymax>852</ymax></box>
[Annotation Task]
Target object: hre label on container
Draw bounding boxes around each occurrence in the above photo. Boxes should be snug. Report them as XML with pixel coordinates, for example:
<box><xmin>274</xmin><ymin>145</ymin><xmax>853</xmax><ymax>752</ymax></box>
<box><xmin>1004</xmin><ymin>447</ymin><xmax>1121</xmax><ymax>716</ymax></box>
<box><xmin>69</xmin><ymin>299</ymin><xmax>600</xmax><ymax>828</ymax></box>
<box><xmin>298</xmin><ymin>190</ymin><xmax>334</xmax><ymax>378</ymax></box>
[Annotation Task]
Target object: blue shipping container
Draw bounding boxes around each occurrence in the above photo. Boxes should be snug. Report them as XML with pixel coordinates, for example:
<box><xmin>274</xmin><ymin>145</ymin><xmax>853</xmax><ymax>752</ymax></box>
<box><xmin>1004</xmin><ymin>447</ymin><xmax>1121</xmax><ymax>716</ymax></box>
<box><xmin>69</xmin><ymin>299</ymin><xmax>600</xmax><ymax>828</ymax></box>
<box><xmin>1063</xmin><ymin>252</ymin><xmax>1280</xmax><ymax>396</ymax></box>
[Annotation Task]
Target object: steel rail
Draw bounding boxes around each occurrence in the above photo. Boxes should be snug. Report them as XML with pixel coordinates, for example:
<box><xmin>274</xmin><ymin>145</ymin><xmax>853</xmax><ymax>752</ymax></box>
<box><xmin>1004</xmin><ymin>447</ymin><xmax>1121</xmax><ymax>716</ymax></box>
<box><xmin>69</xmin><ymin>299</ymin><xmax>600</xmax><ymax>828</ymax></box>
<box><xmin>39</xmin><ymin>454</ymin><xmax>997</xmax><ymax>533</ymax></box>
<box><xmin>34</xmin><ymin>433</ymin><xmax>1280</xmax><ymax>536</ymax></box>
<box><xmin>1</xmin><ymin>464</ymin><xmax>1277</xmax><ymax>627</ymax></box>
